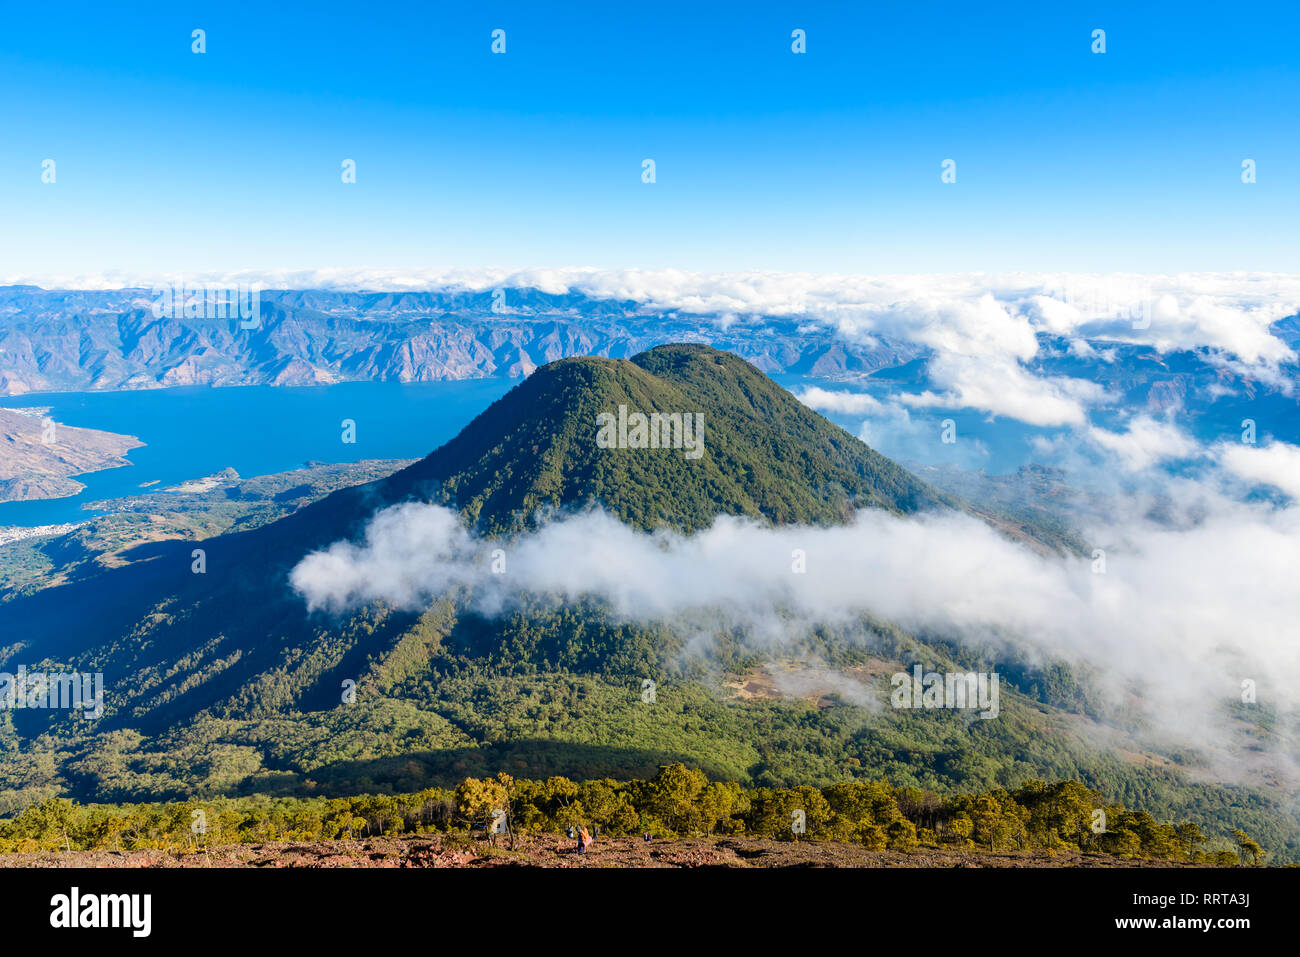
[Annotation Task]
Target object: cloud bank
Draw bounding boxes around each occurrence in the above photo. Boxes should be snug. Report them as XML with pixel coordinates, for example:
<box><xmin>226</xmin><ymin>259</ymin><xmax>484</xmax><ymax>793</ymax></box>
<box><xmin>291</xmin><ymin>496</ymin><xmax>1300</xmax><ymax>778</ymax></box>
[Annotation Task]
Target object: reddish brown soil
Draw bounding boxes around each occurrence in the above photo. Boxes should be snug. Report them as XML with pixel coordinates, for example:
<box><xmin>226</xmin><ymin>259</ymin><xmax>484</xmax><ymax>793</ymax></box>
<box><xmin>0</xmin><ymin>834</ymin><xmax>1196</xmax><ymax>868</ymax></box>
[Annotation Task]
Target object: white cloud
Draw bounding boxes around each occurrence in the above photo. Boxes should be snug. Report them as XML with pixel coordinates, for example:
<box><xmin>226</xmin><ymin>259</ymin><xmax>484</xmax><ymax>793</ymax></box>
<box><xmin>1216</xmin><ymin>441</ymin><xmax>1300</xmax><ymax>499</ymax></box>
<box><xmin>903</xmin><ymin>353</ymin><xmax>1107</xmax><ymax>426</ymax></box>
<box><xmin>795</xmin><ymin>387</ymin><xmax>884</xmax><ymax>415</ymax></box>
<box><xmin>291</xmin><ymin>498</ymin><xmax>1300</xmax><ymax>779</ymax></box>
<box><xmin>289</xmin><ymin>503</ymin><xmax>479</xmax><ymax>612</ymax></box>
<box><xmin>1087</xmin><ymin>415</ymin><xmax>1200</xmax><ymax>471</ymax></box>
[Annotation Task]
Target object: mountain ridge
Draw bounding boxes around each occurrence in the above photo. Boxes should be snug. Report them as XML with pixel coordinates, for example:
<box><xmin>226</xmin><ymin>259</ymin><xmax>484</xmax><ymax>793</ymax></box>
<box><xmin>0</xmin><ymin>286</ymin><xmax>924</xmax><ymax>395</ymax></box>
<box><xmin>390</xmin><ymin>343</ymin><xmax>953</xmax><ymax>534</ymax></box>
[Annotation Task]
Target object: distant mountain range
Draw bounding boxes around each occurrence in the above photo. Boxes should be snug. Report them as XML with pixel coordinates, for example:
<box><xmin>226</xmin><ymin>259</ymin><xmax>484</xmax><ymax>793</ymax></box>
<box><xmin>0</xmin><ymin>286</ymin><xmax>924</xmax><ymax>395</ymax></box>
<box><xmin>3</xmin><ymin>287</ymin><xmax>1297</xmax><ymax>458</ymax></box>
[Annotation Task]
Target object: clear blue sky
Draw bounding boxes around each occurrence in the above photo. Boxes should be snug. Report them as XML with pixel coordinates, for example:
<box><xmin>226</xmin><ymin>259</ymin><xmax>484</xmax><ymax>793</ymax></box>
<box><xmin>2</xmin><ymin>1</ymin><xmax>1297</xmax><ymax>277</ymax></box>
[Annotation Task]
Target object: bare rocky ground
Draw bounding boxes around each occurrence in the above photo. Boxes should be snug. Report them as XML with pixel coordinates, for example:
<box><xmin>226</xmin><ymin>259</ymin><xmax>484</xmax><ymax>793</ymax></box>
<box><xmin>0</xmin><ymin>834</ymin><xmax>1195</xmax><ymax>868</ymax></box>
<box><xmin>0</xmin><ymin>407</ymin><xmax>142</xmax><ymax>502</ymax></box>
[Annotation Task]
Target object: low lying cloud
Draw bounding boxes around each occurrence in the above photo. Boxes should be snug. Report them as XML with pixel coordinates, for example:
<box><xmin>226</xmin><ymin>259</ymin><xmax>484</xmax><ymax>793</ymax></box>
<box><xmin>795</xmin><ymin>386</ymin><xmax>884</xmax><ymax>416</ymax></box>
<box><xmin>902</xmin><ymin>352</ymin><xmax>1106</xmax><ymax>427</ymax></box>
<box><xmin>1086</xmin><ymin>415</ymin><xmax>1199</xmax><ymax>472</ymax></box>
<box><xmin>1216</xmin><ymin>440</ymin><xmax>1300</xmax><ymax>499</ymax></box>
<box><xmin>291</xmin><ymin>496</ymin><xmax>1300</xmax><ymax>779</ymax></box>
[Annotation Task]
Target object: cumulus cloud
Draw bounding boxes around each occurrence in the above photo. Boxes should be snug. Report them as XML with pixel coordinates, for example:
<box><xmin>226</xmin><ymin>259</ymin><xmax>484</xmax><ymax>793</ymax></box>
<box><xmin>903</xmin><ymin>353</ymin><xmax>1107</xmax><ymax>426</ymax></box>
<box><xmin>1216</xmin><ymin>441</ymin><xmax>1300</xmax><ymax>499</ymax></box>
<box><xmin>289</xmin><ymin>504</ymin><xmax>480</xmax><ymax>612</ymax></box>
<box><xmin>791</xmin><ymin>295</ymin><xmax>1107</xmax><ymax>426</ymax></box>
<box><xmin>1026</xmin><ymin>276</ymin><xmax>1298</xmax><ymax>365</ymax></box>
<box><xmin>795</xmin><ymin>387</ymin><xmax>884</xmax><ymax>415</ymax></box>
<box><xmin>1086</xmin><ymin>415</ymin><xmax>1200</xmax><ymax>472</ymax></box>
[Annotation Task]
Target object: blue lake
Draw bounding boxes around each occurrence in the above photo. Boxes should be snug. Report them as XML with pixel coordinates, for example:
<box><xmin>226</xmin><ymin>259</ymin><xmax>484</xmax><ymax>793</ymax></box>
<box><xmin>0</xmin><ymin>378</ymin><xmax>516</xmax><ymax>527</ymax></box>
<box><xmin>1</xmin><ymin>373</ymin><xmax>1045</xmax><ymax>528</ymax></box>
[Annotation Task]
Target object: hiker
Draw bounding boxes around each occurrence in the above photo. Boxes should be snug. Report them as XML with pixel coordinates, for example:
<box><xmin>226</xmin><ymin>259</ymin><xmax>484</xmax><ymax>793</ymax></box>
<box><xmin>577</xmin><ymin>826</ymin><xmax>593</xmax><ymax>854</ymax></box>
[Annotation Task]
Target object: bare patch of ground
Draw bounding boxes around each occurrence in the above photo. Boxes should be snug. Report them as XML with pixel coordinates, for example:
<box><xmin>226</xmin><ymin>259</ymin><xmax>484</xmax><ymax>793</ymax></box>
<box><xmin>0</xmin><ymin>407</ymin><xmax>143</xmax><ymax>503</ymax></box>
<box><xmin>0</xmin><ymin>835</ymin><xmax>1199</xmax><ymax>869</ymax></box>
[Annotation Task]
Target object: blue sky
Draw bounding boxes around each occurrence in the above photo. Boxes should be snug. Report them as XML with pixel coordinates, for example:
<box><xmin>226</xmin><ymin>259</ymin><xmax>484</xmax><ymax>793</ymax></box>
<box><xmin>2</xmin><ymin>1</ymin><xmax>1298</xmax><ymax>277</ymax></box>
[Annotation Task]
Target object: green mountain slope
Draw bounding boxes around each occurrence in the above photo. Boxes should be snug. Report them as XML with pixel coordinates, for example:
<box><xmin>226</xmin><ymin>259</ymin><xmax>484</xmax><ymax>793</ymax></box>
<box><xmin>0</xmin><ymin>344</ymin><xmax>1293</xmax><ymax>861</ymax></box>
<box><xmin>1</xmin><ymin>344</ymin><xmax>954</xmax><ymax>730</ymax></box>
<box><xmin>391</xmin><ymin>343</ymin><xmax>952</xmax><ymax>533</ymax></box>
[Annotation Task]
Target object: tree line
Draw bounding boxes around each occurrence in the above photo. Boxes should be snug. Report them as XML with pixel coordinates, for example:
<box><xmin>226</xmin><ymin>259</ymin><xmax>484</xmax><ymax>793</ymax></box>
<box><xmin>0</xmin><ymin>764</ymin><xmax>1265</xmax><ymax>865</ymax></box>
